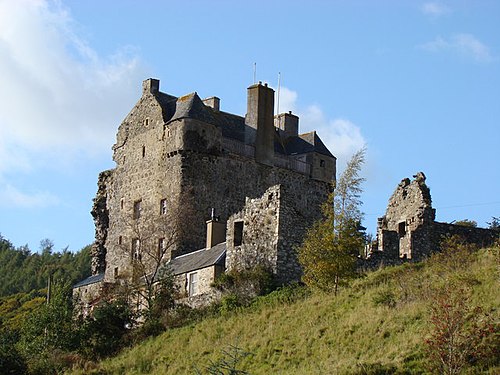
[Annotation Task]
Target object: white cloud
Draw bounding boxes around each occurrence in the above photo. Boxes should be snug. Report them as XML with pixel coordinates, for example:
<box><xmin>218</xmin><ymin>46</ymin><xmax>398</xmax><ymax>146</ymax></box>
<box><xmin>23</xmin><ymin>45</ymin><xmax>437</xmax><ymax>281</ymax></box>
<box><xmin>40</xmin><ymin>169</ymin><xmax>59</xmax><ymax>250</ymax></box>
<box><xmin>278</xmin><ymin>87</ymin><xmax>366</xmax><ymax>171</ymax></box>
<box><xmin>421</xmin><ymin>2</ymin><xmax>451</xmax><ymax>17</ymax></box>
<box><xmin>0</xmin><ymin>183</ymin><xmax>59</xmax><ymax>208</ymax></box>
<box><xmin>419</xmin><ymin>33</ymin><xmax>494</xmax><ymax>63</ymax></box>
<box><xmin>0</xmin><ymin>0</ymin><xmax>146</xmax><ymax>207</ymax></box>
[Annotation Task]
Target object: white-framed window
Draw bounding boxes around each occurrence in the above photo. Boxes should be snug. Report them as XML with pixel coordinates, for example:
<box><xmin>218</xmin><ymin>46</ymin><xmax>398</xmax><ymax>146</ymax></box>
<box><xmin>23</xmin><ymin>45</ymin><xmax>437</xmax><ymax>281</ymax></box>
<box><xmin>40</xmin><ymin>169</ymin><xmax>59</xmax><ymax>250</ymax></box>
<box><xmin>188</xmin><ymin>272</ymin><xmax>198</xmax><ymax>296</ymax></box>
<box><xmin>132</xmin><ymin>238</ymin><xmax>141</xmax><ymax>260</ymax></box>
<box><xmin>160</xmin><ymin>199</ymin><xmax>167</xmax><ymax>215</ymax></box>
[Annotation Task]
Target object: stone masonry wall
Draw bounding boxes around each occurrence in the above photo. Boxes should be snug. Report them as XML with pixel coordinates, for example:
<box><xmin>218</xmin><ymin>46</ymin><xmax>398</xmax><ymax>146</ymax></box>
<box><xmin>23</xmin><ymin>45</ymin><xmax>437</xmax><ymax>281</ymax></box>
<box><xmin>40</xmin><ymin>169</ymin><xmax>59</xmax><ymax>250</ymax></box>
<box><xmin>226</xmin><ymin>185</ymin><xmax>281</xmax><ymax>274</ymax></box>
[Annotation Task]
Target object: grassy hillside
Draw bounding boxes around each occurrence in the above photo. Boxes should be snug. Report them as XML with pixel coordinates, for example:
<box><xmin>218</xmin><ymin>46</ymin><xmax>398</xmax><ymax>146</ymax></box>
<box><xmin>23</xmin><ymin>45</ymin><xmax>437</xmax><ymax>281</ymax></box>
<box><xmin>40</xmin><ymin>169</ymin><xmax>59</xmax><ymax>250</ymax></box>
<box><xmin>70</xmin><ymin>246</ymin><xmax>499</xmax><ymax>374</ymax></box>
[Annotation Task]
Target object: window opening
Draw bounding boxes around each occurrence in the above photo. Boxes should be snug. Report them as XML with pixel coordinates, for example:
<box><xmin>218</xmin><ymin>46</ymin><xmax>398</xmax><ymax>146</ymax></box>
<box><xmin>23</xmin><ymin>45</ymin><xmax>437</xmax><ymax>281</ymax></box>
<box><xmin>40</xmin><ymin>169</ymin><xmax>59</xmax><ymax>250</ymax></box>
<box><xmin>189</xmin><ymin>272</ymin><xmax>198</xmax><ymax>296</ymax></box>
<box><xmin>132</xmin><ymin>238</ymin><xmax>141</xmax><ymax>260</ymax></box>
<box><xmin>142</xmin><ymin>145</ymin><xmax>146</xmax><ymax>158</ymax></box>
<box><xmin>160</xmin><ymin>199</ymin><xmax>167</xmax><ymax>215</ymax></box>
<box><xmin>320</xmin><ymin>159</ymin><xmax>325</xmax><ymax>167</ymax></box>
<box><xmin>398</xmin><ymin>222</ymin><xmax>406</xmax><ymax>237</ymax></box>
<box><xmin>233</xmin><ymin>221</ymin><xmax>244</xmax><ymax>246</ymax></box>
<box><xmin>118</xmin><ymin>236</ymin><xmax>122</xmax><ymax>245</ymax></box>
<box><xmin>133</xmin><ymin>200</ymin><xmax>142</xmax><ymax>219</ymax></box>
<box><xmin>114</xmin><ymin>267</ymin><xmax>119</xmax><ymax>279</ymax></box>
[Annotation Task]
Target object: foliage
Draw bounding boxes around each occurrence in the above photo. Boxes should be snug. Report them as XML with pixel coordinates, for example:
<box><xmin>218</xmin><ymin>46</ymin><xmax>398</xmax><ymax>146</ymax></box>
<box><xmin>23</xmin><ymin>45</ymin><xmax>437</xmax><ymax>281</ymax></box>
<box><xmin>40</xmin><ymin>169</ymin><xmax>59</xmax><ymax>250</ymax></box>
<box><xmin>194</xmin><ymin>345</ymin><xmax>252</xmax><ymax>375</ymax></box>
<box><xmin>79</xmin><ymin>299</ymin><xmax>134</xmax><ymax>359</ymax></box>
<box><xmin>66</xmin><ymin>245</ymin><xmax>499</xmax><ymax>375</ymax></box>
<box><xmin>487</xmin><ymin>216</ymin><xmax>500</xmax><ymax>230</ymax></box>
<box><xmin>0</xmin><ymin>328</ymin><xmax>26</xmax><ymax>375</ymax></box>
<box><xmin>18</xmin><ymin>279</ymin><xmax>78</xmax><ymax>374</ymax></box>
<box><xmin>298</xmin><ymin>148</ymin><xmax>366</xmax><ymax>294</ymax></box>
<box><xmin>212</xmin><ymin>266</ymin><xmax>276</xmax><ymax>310</ymax></box>
<box><xmin>0</xmin><ymin>235</ymin><xmax>91</xmax><ymax>298</ymax></box>
<box><xmin>453</xmin><ymin>219</ymin><xmax>477</xmax><ymax>227</ymax></box>
<box><xmin>424</xmin><ymin>282</ymin><xmax>498</xmax><ymax>374</ymax></box>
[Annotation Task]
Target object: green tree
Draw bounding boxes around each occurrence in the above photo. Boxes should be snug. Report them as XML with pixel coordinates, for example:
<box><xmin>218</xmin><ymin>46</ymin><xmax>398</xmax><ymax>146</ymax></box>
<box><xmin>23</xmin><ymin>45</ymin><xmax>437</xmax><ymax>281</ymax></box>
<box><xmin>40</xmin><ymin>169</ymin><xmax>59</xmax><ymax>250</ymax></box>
<box><xmin>18</xmin><ymin>279</ymin><xmax>77</xmax><ymax>373</ymax></box>
<box><xmin>298</xmin><ymin>148</ymin><xmax>366</xmax><ymax>294</ymax></box>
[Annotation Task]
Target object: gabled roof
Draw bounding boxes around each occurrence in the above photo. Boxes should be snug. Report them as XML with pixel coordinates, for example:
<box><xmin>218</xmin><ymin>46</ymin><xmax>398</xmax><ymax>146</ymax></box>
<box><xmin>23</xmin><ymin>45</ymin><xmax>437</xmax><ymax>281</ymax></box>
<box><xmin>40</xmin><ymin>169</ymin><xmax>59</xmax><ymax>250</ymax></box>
<box><xmin>168</xmin><ymin>242</ymin><xmax>226</xmax><ymax>276</ymax></box>
<box><xmin>152</xmin><ymin>88</ymin><xmax>334</xmax><ymax>159</ymax></box>
<box><xmin>73</xmin><ymin>273</ymin><xmax>104</xmax><ymax>289</ymax></box>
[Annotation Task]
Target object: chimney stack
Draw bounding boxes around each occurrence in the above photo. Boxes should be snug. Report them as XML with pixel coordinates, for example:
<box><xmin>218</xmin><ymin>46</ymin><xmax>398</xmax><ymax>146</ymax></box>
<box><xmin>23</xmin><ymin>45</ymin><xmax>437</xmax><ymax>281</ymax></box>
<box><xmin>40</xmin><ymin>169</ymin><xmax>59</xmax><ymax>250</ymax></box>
<box><xmin>142</xmin><ymin>78</ymin><xmax>160</xmax><ymax>95</ymax></box>
<box><xmin>274</xmin><ymin>111</ymin><xmax>299</xmax><ymax>139</ymax></box>
<box><xmin>245</xmin><ymin>82</ymin><xmax>275</xmax><ymax>166</ymax></box>
<box><xmin>206</xmin><ymin>209</ymin><xmax>225</xmax><ymax>249</ymax></box>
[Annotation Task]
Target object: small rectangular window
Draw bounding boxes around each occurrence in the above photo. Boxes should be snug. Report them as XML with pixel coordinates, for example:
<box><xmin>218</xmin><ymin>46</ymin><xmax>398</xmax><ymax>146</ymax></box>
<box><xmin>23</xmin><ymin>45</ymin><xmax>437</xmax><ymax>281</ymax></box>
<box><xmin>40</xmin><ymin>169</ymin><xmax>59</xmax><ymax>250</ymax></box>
<box><xmin>118</xmin><ymin>236</ymin><xmax>122</xmax><ymax>245</ymax></box>
<box><xmin>189</xmin><ymin>272</ymin><xmax>198</xmax><ymax>296</ymax></box>
<box><xmin>160</xmin><ymin>199</ymin><xmax>167</xmax><ymax>215</ymax></box>
<box><xmin>142</xmin><ymin>145</ymin><xmax>146</xmax><ymax>158</ymax></box>
<box><xmin>133</xmin><ymin>200</ymin><xmax>142</xmax><ymax>219</ymax></box>
<box><xmin>320</xmin><ymin>159</ymin><xmax>325</xmax><ymax>167</ymax></box>
<box><xmin>233</xmin><ymin>221</ymin><xmax>244</xmax><ymax>246</ymax></box>
<box><xmin>398</xmin><ymin>222</ymin><xmax>406</xmax><ymax>237</ymax></box>
<box><xmin>132</xmin><ymin>238</ymin><xmax>141</xmax><ymax>260</ymax></box>
<box><xmin>120</xmin><ymin>199</ymin><xmax>124</xmax><ymax>210</ymax></box>
<box><xmin>114</xmin><ymin>267</ymin><xmax>119</xmax><ymax>279</ymax></box>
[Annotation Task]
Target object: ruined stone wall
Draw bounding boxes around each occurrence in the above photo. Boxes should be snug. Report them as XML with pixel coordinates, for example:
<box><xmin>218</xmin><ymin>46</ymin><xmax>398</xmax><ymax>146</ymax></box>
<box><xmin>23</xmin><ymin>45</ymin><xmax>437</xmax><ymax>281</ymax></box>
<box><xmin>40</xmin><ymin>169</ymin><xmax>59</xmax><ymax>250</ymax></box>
<box><xmin>377</xmin><ymin>172</ymin><xmax>434</xmax><ymax>259</ymax></box>
<box><xmin>431</xmin><ymin>222</ymin><xmax>499</xmax><ymax>249</ymax></box>
<box><xmin>226</xmin><ymin>185</ymin><xmax>281</xmax><ymax>274</ymax></box>
<box><xmin>91</xmin><ymin>170</ymin><xmax>113</xmax><ymax>275</ymax></box>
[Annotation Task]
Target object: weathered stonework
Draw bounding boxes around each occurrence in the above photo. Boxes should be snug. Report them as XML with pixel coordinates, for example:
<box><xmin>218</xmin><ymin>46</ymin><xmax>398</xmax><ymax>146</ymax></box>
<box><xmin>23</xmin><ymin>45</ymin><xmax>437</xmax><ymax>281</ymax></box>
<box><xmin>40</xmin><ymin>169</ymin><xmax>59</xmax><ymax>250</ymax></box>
<box><xmin>78</xmin><ymin>78</ymin><xmax>336</xmax><ymax>305</ymax></box>
<box><xmin>368</xmin><ymin>172</ymin><xmax>499</xmax><ymax>265</ymax></box>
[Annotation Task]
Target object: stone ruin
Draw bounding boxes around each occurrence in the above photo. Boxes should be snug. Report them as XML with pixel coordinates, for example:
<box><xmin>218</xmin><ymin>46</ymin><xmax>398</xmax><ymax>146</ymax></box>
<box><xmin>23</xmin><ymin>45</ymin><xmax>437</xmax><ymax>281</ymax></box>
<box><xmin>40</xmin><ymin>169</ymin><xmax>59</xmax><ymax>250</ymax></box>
<box><xmin>366</xmin><ymin>172</ymin><xmax>498</xmax><ymax>266</ymax></box>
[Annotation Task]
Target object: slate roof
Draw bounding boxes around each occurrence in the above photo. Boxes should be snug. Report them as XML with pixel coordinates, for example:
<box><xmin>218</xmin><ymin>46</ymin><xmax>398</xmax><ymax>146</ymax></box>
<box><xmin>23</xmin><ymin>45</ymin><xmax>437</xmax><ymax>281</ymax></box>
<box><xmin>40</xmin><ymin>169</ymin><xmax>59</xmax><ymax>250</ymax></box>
<box><xmin>73</xmin><ymin>273</ymin><xmax>104</xmax><ymax>288</ymax></box>
<box><xmin>168</xmin><ymin>242</ymin><xmax>226</xmax><ymax>276</ymax></box>
<box><xmin>152</xmin><ymin>89</ymin><xmax>334</xmax><ymax>158</ymax></box>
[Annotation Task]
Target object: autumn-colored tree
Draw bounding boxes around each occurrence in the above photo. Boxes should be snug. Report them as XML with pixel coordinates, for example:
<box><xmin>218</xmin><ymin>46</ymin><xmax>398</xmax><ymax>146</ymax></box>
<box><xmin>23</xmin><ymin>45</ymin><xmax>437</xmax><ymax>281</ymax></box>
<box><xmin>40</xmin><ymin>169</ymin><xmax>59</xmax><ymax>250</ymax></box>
<box><xmin>425</xmin><ymin>282</ymin><xmax>498</xmax><ymax>374</ymax></box>
<box><xmin>298</xmin><ymin>148</ymin><xmax>366</xmax><ymax>294</ymax></box>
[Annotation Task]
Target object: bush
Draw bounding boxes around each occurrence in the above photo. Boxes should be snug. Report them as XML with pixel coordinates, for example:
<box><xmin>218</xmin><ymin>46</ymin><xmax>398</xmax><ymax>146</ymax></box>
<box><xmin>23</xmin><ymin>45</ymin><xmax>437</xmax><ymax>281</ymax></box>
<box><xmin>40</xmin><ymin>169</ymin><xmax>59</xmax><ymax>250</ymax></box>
<box><xmin>213</xmin><ymin>266</ymin><xmax>276</xmax><ymax>308</ymax></box>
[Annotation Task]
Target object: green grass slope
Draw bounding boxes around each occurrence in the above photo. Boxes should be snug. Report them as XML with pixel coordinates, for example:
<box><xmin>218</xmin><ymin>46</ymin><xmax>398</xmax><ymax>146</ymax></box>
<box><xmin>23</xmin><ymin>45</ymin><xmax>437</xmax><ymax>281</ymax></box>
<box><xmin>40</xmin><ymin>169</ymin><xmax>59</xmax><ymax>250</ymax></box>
<box><xmin>70</xmin><ymin>247</ymin><xmax>499</xmax><ymax>374</ymax></box>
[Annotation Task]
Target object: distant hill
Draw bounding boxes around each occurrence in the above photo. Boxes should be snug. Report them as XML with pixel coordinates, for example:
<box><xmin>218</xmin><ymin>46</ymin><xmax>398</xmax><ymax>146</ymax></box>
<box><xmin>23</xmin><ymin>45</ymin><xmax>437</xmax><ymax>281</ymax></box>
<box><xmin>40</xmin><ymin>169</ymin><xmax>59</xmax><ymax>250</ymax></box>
<box><xmin>68</xmin><ymin>245</ymin><xmax>499</xmax><ymax>374</ymax></box>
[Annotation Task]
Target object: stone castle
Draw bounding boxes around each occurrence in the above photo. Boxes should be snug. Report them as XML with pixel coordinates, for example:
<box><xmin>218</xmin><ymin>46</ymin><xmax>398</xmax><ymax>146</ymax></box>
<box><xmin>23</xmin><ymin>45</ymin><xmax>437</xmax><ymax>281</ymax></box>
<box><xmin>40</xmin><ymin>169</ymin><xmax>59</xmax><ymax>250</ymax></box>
<box><xmin>73</xmin><ymin>79</ymin><xmax>498</xmax><ymax>309</ymax></box>
<box><xmin>74</xmin><ymin>78</ymin><xmax>336</xmax><ymax>308</ymax></box>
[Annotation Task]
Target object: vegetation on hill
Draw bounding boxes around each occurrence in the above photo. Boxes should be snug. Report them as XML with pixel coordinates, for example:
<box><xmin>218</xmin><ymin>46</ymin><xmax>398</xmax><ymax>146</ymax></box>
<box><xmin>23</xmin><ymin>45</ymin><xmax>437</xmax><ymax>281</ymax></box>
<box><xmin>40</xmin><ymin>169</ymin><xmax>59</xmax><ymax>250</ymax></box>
<box><xmin>67</xmin><ymin>241</ymin><xmax>499</xmax><ymax>375</ymax></box>
<box><xmin>0</xmin><ymin>235</ymin><xmax>91</xmax><ymax>298</ymax></box>
<box><xmin>0</xmin><ymin>235</ymin><xmax>91</xmax><ymax>373</ymax></box>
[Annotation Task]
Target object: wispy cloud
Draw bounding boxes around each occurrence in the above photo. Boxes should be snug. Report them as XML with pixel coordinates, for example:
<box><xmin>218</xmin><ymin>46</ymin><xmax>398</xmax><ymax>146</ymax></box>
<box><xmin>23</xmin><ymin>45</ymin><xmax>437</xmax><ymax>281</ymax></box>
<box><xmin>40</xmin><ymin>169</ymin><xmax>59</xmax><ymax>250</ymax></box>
<box><xmin>419</xmin><ymin>33</ymin><xmax>494</xmax><ymax>63</ymax></box>
<box><xmin>278</xmin><ymin>87</ymin><xmax>366</xmax><ymax>171</ymax></box>
<box><xmin>0</xmin><ymin>0</ymin><xmax>146</xmax><ymax>207</ymax></box>
<box><xmin>0</xmin><ymin>183</ymin><xmax>59</xmax><ymax>208</ymax></box>
<box><xmin>421</xmin><ymin>2</ymin><xmax>451</xmax><ymax>17</ymax></box>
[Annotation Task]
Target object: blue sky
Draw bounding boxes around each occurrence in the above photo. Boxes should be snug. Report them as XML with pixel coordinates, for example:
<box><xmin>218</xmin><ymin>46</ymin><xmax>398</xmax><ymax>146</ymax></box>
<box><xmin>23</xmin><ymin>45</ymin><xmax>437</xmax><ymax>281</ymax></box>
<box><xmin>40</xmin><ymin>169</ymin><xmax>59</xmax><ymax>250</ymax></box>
<box><xmin>0</xmin><ymin>0</ymin><xmax>499</xmax><ymax>252</ymax></box>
